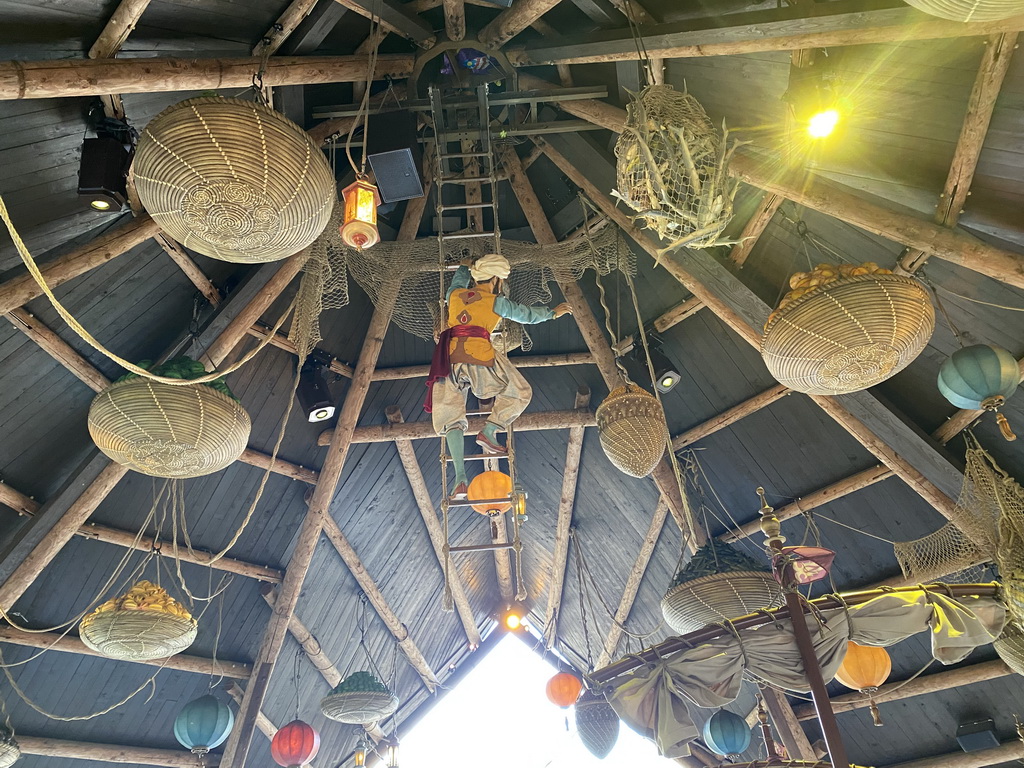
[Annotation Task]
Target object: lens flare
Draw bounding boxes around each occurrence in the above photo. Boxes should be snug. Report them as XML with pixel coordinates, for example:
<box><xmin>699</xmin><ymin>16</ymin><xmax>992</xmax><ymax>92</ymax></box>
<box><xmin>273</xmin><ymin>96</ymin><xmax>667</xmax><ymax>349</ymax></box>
<box><xmin>807</xmin><ymin>109</ymin><xmax>840</xmax><ymax>139</ymax></box>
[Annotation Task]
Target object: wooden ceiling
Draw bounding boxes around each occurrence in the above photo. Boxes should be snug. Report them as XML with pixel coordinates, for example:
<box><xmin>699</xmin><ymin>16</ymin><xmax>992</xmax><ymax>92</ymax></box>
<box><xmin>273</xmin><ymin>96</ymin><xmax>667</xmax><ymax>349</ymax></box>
<box><xmin>0</xmin><ymin>2</ymin><xmax>1022</xmax><ymax>768</ymax></box>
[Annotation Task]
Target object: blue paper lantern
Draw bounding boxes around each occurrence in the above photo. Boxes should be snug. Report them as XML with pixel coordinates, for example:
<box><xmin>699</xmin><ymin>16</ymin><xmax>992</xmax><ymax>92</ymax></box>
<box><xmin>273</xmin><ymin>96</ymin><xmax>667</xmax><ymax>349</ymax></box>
<box><xmin>174</xmin><ymin>695</ymin><xmax>234</xmax><ymax>755</ymax></box>
<box><xmin>702</xmin><ymin>710</ymin><xmax>751</xmax><ymax>757</ymax></box>
<box><xmin>938</xmin><ymin>344</ymin><xmax>1019</xmax><ymax>440</ymax></box>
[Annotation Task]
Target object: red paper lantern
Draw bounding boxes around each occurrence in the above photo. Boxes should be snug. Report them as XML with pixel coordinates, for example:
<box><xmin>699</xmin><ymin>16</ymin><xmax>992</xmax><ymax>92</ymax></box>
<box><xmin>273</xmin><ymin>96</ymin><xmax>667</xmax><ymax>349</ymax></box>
<box><xmin>546</xmin><ymin>672</ymin><xmax>583</xmax><ymax>708</ymax></box>
<box><xmin>271</xmin><ymin>720</ymin><xmax>320</xmax><ymax>768</ymax></box>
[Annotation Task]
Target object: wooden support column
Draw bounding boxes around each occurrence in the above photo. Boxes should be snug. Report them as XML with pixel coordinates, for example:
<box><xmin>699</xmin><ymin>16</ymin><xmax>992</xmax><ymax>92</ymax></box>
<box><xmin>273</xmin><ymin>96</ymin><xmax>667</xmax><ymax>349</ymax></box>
<box><xmin>900</xmin><ymin>33</ymin><xmax>1018</xmax><ymax>274</ymax></box>
<box><xmin>595</xmin><ymin>498</ymin><xmax>669</xmax><ymax>667</ymax></box>
<box><xmin>442</xmin><ymin>0</ymin><xmax>466</xmax><ymax>41</ymax></box>
<box><xmin>17</xmin><ymin>736</ymin><xmax>220</xmax><ymax>768</ymax></box>
<box><xmin>384</xmin><ymin>407</ymin><xmax>482</xmax><ymax>648</ymax></box>
<box><xmin>479</xmin><ymin>0</ymin><xmax>564</xmax><ymax>47</ymax></box>
<box><xmin>729</xmin><ymin>194</ymin><xmax>783</xmax><ymax>268</ymax></box>
<box><xmin>671</xmin><ymin>384</ymin><xmax>790</xmax><ymax>451</ymax></box>
<box><xmin>542</xmin><ymin>386</ymin><xmax>592</xmax><ymax>648</ymax></box>
<box><xmin>0</xmin><ymin>624</ymin><xmax>250</xmax><ymax>678</ymax></box>
<box><xmin>761</xmin><ymin>687</ymin><xmax>817</xmax><ymax>761</ymax></box>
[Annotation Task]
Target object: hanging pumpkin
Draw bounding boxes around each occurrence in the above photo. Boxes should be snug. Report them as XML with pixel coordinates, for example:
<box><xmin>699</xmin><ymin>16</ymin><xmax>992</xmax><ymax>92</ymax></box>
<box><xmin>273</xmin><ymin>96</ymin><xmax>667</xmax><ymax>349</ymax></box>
<box><xmin>174</xmin><ymin>695</ymin><xmax>234</xmax><ymax>755</ymax></box>
<box><xmin>545</xmin><ymin>671</ymin><xmax>583</xmax><ymax>708</ymax></box>
<box><xmin>702</xmin><ymin>710</ymin><xmax>751</xmax><ymax>757</ymax></box>
<box><xmin>271</xmin><ymin>720</ymin><xmax>320</xmax><ymax>768</ymax></box>
<box><xmin>938</xmin><ymin>344</ymin><xmax>1019</xmax><ymax>441</ymax></box>
<box><xmin>834</xmin><ymin>641</ymin><xmax>891</xmax><ymax>726</ymax></box>
<box><xmin>468</xmin><ymin>471</ymin><xmax>513</xmax><ymax>516</ymax></box>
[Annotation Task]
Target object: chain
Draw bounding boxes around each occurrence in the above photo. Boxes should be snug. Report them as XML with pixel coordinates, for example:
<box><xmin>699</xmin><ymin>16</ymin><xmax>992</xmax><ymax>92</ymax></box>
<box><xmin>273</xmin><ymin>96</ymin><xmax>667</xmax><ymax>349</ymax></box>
<box><xmin>252</xmin><ymin>32</ymin><xmax>277</xmax><ymax>106</ymax></box>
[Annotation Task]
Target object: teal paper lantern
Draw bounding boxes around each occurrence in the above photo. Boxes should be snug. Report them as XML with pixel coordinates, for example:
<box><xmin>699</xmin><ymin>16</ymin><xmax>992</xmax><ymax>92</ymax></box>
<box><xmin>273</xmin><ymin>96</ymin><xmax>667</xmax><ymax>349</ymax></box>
<box><xmin>174</xmin><ymin>695</ymin><xmax>234</xmax><ymax>755</ymax></box>
<box><xmin>702</xmin><ymin>710</ymin><xmax>751</xmax><ymax>757</ymax></box>
<box><xmin>938</xmin><ymin>344</ymin><xmax>1019</xmax><ymax>440</ymax></box>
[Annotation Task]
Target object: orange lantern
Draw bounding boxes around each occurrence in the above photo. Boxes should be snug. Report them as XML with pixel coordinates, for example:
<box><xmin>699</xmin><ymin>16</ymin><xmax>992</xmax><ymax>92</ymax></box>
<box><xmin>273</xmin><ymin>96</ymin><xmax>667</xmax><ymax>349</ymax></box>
<box><xmin>467</xmin><ymin>471</ymin><xmax>512</xmax><ymax>516</ymax></box>
<box><xmin>835</xmin><ymin>640</ymin><xmax>891</xmax><ymax>726</ymax></box>
<box><xmin>339</xmin><ymin>178</ymin><xmax>381</xmax><ymax>249</ymax></box>
<box><xmin>545</xmin><ymin>671</ymin><xmax>582</xmax><ymax>708</ymax></box>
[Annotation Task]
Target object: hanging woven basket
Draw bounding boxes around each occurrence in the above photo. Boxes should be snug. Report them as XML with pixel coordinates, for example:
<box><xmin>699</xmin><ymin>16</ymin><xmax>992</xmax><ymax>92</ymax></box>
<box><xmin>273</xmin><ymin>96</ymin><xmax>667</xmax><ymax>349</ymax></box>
<box><xmin>596</xmin><ymin>384</ymin><xmax>668</xmax><ymax>478</ymax></box>
<box><xmin>994</xmin><ymin>623</ymin><xmax>1024</xmax><ymax>676</ymax></box>
<box><xmin>88</xmin><ymin>379</ymin><xmax>251</xmax><ymax>478</ymax></box>
<box><xmin>761</xmin><ymin>274</ymin><xmax>934</xmax><ymax>395</ymax></box>
<box><xmin>662</xmin><ymin>572</ymin><xmax>784</xmax><ymax>634</ymax></box>
<box><xmin>576</xmin><ymin>690</ymin><xmax>620</xmax><ymax>759</ymax></box>
<box><xmin>133</xmin><ymin>97</ymin><xmax>335</xmax><ymax>263</ymax></box>
<box><xmin>320</xmin><ymin>672</ymin><xmax>399</xmax><ymax>724</ymax></box>
<box><xmin>80</xmin><ymin>581</ymin><xmax>197</xmax><ymax>661</ymax></box>
<box><xmin>901</xmin><ymin>0</ymin><xmax>1024</xmax><ymax>20</ymax></box>
<box><xmin>0</xmin><ymin>735</ymin><xmax>19</xmax><ymax>768</ymax></box>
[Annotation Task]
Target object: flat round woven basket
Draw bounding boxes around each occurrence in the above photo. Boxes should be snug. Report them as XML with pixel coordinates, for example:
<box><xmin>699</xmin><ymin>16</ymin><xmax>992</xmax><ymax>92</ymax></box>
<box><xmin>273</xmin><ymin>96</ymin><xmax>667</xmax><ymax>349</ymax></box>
<box><xmin>320</xmin><ymin>690</ymin><xmax>399</xmax><ymax>724</ymax></box>
<box><xmin>761</xmin><ymin>274</ymin><xmax>934</xmax><ymax>395</ymax></box>
<box><xmin>0</xmin><ymin>739</ymin><xmax>19</xmax><ymax>768</ymax></box>
<box><xmin>133</xmin><ymin>97</ymin><xmax>335</xmax><ymax>263</ymax></box>
<box><xmin>88</xmin><ymin>379</ymin><xmax>251</xmax><ymax>479</ymax></box>
<box><xmin>902</xmin><ymin>0</ymin><xmax>1024</xmax><ymax>20</ymax></box>
<box><xmin>576</xmin><ymin>691</ymin><xmax>620</xmax><ymax>759</ymax></box>
<box><xmin>661</xmin><ymin>571</ymin><xmax>784</xmax><ymax>634</ymax></box>
<box><xmin>596</xmin><ymin>384</ymin><xmax>668</xmax><ymax>478</ymax></box>
<box><xmin>994</xmin><ymin>623</ymin><xmax>1024</xmax><ymax>676</ymax></box>
<box><xmin>80</xmin><ymin>609</ymin><xmax>198</xmax><ymax>661</ymax></box>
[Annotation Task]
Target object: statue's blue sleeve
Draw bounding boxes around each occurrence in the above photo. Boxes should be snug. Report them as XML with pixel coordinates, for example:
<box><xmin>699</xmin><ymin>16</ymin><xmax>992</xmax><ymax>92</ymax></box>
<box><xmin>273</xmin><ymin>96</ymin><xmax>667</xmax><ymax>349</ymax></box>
<box><xmin>493</xmin><ymin>296</ymin><xmax>556</xmax><ymax>324</ymax></box>
<box><xmin>446</xmin><ymin>265</ymin><xmax>471</xmax><ymax>301</ymax></box>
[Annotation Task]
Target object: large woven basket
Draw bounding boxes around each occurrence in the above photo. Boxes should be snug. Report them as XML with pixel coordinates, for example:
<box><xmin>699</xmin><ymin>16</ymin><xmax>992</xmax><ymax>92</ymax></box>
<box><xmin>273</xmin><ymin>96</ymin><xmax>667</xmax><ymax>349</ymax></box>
<box><xmin>761</xmin><ymin>274</ymin><xmax>934</xmax><ymax>395</ymax></box>
<box><xmin>661</xmin><ymin>571</ymin><xmax>784</xmax><ymax>634</ymax></box>
<box><xmin>89</xmin><ymin>379</ymin><xmax>251</xmax><ymax>478</ymax></box>
<box><xmin>902</xmin><ymin>0</ymin><xmax>1024</xmax><ymax>20</ymax></box>
<box><xmin>321</xmin><ymin>690</ymin><xmax>399</xmax><ymax>724</ymax></box>
<box><xmin>0</xmin><ymin>736</ymin><xmax>19</xmax><ymax>768</ymax></box>
<box><xmin>994</xmin><ymin>623</ymin><xmax>1024</xmax><ymax>676</ymax></box>
<box><xmin>80</xmin><ymin>609</ymin><xmax>198</xmax><ymax>661</ymax></box>
<box><xmin>576</xmin><ymin>690</ymin><xmax>620</xmax><ymax>759</ymax></box>
<box><xmin>596</xmin><ymin>384</ymin><xmax>668</xmax><ymax>478</ymax></box>
<box><xmin>133</xmin><ymin>97</ymin><xmax>335</xmax><ymax>263</ymax></box>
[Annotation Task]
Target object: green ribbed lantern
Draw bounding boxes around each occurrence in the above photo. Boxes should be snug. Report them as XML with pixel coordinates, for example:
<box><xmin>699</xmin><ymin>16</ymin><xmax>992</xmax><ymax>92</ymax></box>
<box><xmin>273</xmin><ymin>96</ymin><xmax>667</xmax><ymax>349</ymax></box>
<box><xmin>938</xmin><ymin>344</ymin><xmax>1019</xmax><ymax>441</ymax></box>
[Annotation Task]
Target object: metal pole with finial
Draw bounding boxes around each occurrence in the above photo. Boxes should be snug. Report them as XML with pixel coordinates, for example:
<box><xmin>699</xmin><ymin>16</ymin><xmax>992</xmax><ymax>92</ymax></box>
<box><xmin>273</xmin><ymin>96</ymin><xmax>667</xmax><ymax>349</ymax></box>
<box><xmin>757</xmin><ymin>487</ymin><xmax>850</xmax><ymax>768</ymax></box>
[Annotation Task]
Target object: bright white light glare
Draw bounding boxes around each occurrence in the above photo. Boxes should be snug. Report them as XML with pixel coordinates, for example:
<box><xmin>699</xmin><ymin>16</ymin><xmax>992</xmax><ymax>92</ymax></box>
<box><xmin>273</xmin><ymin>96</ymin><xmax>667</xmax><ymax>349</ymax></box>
<box><xmin>90</xmin><ymin>199</ymin><xmax>112</xmax><ymax>211</ymax></box>
<box><xmin>807</xmin><ymin>109</ymin><xmax>840</xmax><ymax>139</ymax></box>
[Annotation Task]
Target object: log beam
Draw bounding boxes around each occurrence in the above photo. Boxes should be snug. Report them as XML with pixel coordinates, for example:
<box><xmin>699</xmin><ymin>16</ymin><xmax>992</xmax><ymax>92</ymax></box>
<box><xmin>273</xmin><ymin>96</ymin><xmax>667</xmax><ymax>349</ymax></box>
<box><xmin>6</xmin><ymin>308</ymin><xmax>111</xmax><ymax>392</ymax></box>
<box><xmin>729</xmin><ymin>194</ymin><xmax>783</xmax><ymax>268</ymax></box>
<box><xmin>17</xmin><ymin>736</ymin><xmax>219</xmax><ymax>768</ymax></box>
<box><xmin>932</xmin><ymin>356</ymin><xmax>1024</xmax><ymax>443</ymax></box>
<box><xmin>0</xmin><ymin>55</ymin><xmax>414</xmax><ymax>101</ymax></box>
<box><xmin>442</xmin><ymin>0</ymin><xmax>467</xmax><ymax>41</ymax></box>
<box><xmin>384</xmin><ymin>407</ymin><xmax>482</xmax><ymax>649</ymax></box>
<box><xmin>671</xmin><ymin>384</ymin><xmax>790</xmax><ymax>451</ymax></box>
<box><xmin>653</xmin><ymin>296</ymin><xmax>705</xmax><ymax>333</ymax></box>
<box><xmin>260</xmin><ymin>0</ymin><xmax>321</xmax><ymax>56</ymax></box>
<box><xmin>331</xmin><ymin>0</ymin><xmax>436</xmax><ymax>45</ymax></box>
<box><xmin>372</xmin><ymin>352</ymin><xmax>594</xmax><ymax>381</ymax></box>
<box><xmin>261</xmin><ymin>585</ymin><xmax>343</xmax><ymax>687</ymax></box>
<box><xmin>542</xmin><ymin>386</ymin><xmax>592</xmax><ymax>648</ymax></box>
<box><xmin>154</xmin><ymin>234</ymin><xmax>222</xmax><ymax>307</ymax></box>
<box><xmin>0</xmin><ymin>625</ymin><xmax>251</xmax><ymax>678</ymax></box>
<box><xmin>881</xmin><ymin>739</ymin><xmax>1024</xmax><ymax>768</ymax></box>
<box><xmin>479</xmin><ymin>0</ymin><xmax>564</xmax><ymax>47</ymax></box>
<box><xmin>89</xmin><ymin>0</ymin><xmax>152</xmax><ymax>120</ymax></box>
<box><xmin>761</xmin><ymin>687</ymin><xmax>817</xmax><ymax>761</ymax></box>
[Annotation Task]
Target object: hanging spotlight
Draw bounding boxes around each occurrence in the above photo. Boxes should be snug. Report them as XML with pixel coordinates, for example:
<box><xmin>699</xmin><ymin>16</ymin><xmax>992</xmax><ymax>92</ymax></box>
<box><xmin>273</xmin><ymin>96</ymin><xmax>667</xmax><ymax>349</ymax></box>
<box><xmin>783</xmin><ymin>56</ymin><xmax>844</xmax><ymax>140</ymax></box>
<box><xmin>340</xmin><ymin>178</ymin><xmax>382</xmax><ymax>250</ymax></box>
<box><xmin>297</xmin><ymin>353</ymin><xmax>336</xmax><ymax>423</ymax></box>
<box><xmin>78</xmin><ymin>104</ymin><xmax>135</xmax><ymax>213</ymax></box>
<box><xmin>620</xmin><ymin>332</ymin><xmax>680</xmax><ymax>394</ymax></box>
<box><xmin>502</xmin><ymin>607</ymin><xmax>524</xmax><ymax>631</ymax></box>
<box><xmin>648</xmin><ymin>347</ymin><xmax>681</xmax><ymax>394</ymax></box>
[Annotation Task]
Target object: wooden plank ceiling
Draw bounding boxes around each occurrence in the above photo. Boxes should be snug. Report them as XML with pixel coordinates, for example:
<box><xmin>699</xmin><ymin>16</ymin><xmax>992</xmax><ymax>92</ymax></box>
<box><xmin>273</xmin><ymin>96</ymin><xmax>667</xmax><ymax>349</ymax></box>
<box><xmin>0</xmin><ymin>1</ymin><xmax>1022</xmax><ymax>768</ymax></box>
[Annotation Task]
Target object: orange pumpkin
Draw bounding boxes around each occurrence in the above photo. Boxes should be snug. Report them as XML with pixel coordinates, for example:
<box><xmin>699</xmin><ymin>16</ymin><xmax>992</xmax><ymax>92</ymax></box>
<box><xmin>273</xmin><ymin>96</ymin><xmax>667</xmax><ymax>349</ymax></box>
<box><xmin>546</xmin><ymin>671</ymin><xmax>583</xmax><ymax>708</ymax></box>
<box><xmin>468</xmin><ymin>471</ymin><xmax>512</xmax><ymax>516</ymax></box>
<box><xmin>835</xmin><ymin>641</ymin><xmax>891</xmax><ymax>691</ymax></box>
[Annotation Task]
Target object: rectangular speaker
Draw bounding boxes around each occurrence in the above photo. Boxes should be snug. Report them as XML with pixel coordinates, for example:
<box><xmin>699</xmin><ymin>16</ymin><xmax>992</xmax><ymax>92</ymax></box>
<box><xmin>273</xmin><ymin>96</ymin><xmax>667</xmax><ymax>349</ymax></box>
<box><xmin>367</xmin><ymin>111</ymin><xmax>424</xmax><ymax>203</ymax></box>
<box><xmin>956</xmin><ymin>720</ymin><xmax>999</xmax><ymax>753</ymax></box>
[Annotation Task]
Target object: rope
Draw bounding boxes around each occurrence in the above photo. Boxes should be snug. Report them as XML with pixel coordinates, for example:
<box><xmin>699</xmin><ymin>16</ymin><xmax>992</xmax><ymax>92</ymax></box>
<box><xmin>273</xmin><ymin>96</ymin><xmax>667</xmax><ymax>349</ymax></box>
<box><xmin>0</xmin><ymin>192</ymin><xmax>294</xmax><ymax>385</ymax></box>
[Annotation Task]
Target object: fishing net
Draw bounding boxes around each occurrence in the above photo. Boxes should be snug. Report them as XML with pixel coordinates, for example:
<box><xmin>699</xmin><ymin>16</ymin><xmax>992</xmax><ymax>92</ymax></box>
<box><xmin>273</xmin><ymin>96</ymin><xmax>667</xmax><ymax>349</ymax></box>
<box><xmin>290</xmin><ymin>211</ymin><xmax>633</xmax><ymax>359</ymax></box>
<box><xmin>613</xmin><ymin>84</ymin><xmax>740</xmax><ymax>258</ymax></box>
<box><xmin>893</xmin><ymin>437</ymin><xmax>1023</xmax><ymax>601</ymax></box>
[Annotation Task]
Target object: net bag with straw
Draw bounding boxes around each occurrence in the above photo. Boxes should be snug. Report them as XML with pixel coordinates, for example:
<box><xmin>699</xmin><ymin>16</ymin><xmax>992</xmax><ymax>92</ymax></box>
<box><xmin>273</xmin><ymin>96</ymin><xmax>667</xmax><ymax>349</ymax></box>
<box><xmin>133</xmin><ymin>97</ymin><xmax>335</xmax><ymax>264</ymax></box>
<box><xmin>576</xmin><ymin>689</ymin><xmax>620</xmax><ymax>759</ymax></box>
<box><xmin>321</xmin><ymin>672</ymin><xmax>399</xmax><ymax>723</ymax></box>
<box><xmin>80</xmin><ymin>581</ymin><xmax>197</xmax><ymax>661</ymax></box>
<box><xmin>613</xmin><ymin>85</ymin><xmax>738</xmax><ymax>255</ymax></box>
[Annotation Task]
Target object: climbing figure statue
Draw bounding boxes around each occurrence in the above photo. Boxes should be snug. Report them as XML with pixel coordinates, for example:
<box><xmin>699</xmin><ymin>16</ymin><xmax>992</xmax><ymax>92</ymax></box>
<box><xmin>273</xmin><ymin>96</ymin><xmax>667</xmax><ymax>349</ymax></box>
<box><xmin>424</xmin><ymin>253</ymin><xmax>573</xmax><ymax>500</ymax></box>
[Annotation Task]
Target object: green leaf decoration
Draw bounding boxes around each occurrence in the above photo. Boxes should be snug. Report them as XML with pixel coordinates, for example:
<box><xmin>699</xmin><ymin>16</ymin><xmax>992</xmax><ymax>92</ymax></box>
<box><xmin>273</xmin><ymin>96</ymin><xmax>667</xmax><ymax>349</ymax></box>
<box><xmin>331</xmin><ymin>671</ymin><xmax>391</xmax><ymax>695</ymax></box>
<box><xmin>670</xmin><ymin>541</ymin><xmax>769</xmax><ymax>589</ymax></box>
<box><xmin>113</xmin><ymin>356</ymin><xmax>240</xmax><ymax>402</ymax></box>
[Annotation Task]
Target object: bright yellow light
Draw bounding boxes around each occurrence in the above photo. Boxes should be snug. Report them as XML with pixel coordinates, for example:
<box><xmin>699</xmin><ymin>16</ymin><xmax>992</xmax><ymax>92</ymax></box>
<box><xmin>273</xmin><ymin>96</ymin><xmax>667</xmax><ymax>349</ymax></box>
<box><xmin>504</xmin><ymin>612</ymin><xmax>522</xmax><ymax>630</ymax></box>
<box><xmin>807</xmin><ymin>109</ymin><xmax>840</xmax><ymax>139</ymax></box>
<box><xmin>661</xmin><ymin>376</ymin><xmax>675</xmax><ymax>389</ymax></box>
<box><xmin>90</xmin><ymin>199</ymin><xmax>112</xmax><ymax>211</ymax></box>
<box><xmin>339</xmin><ymin>179</ymin><xmax>381</xmax><ymax>249</ymax></box>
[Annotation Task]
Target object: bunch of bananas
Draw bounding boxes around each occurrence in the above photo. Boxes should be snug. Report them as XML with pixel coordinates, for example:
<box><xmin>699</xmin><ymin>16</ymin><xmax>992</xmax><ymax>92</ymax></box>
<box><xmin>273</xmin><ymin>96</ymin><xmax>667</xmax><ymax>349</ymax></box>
<box><xmin>83</xmin><ymin>580</ymin><xmax>193</xmax><ymax>626</ymax></box>
<box><xmin>769</xmin><ymin>262</ymin><xmax>894</xmax><ymax>324</ymax></box>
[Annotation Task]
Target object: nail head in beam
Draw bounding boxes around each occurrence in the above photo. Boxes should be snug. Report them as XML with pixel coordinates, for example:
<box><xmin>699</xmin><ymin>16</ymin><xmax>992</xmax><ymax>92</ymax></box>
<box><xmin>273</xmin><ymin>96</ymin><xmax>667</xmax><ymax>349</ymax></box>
<box><xmin>17</xmin><ymin>735</ymin><xmax>220</xmax><ymax>768</ymax></box>
<box><xmin>0</xmin><ymin>624</ymin><xmax>251</xmax><ymax>678</ymax></box>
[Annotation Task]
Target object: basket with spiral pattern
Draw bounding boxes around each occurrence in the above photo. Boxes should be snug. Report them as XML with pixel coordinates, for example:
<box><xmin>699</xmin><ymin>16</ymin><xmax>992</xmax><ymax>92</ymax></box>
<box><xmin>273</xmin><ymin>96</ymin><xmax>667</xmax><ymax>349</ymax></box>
<box><xmin>321</xmin><ymin>672</ymin><xmax>399</xmax><ymax>723</ymax></box>
<box><xmin>994</xmin><ymin>623</ymin><xmax>1024</xmax><ymax>676</ymax></box>
<box><xmin>761</xmin><ymin>274</ymin><xmax>934</xmax><ymax>395</ymax></box>
<box><xmin>0</xmin><ymin>733</ymin><xmax>18</xmax><ymax>768</ymax></box>
<box><xmin>576</xmin><ymin>690</ymin><xmax>620</xmax><ymax>759</ymax></box>
<box><xmin>80</xmin><ymin>610</ymin><xmax>198</xmax><ymax>661</ymax></box>
<box><xmin>596</xmin><ymin>384</ymin><xmax>668</xmax><ymax>478</ymax></box>
<box><xmin>902</xmin><ymin>0</ymin><xmax>1024</xmax><ymax>20</ymax></box>
<box><xmin>133</xmin><ymin>97</ymin><xmax>335</xmax><ymax>263</ymax></box>
<box><xmin>661</xmin><ymin>572</ymin><xmax>784</xmax><ymax>634</ymax></box>
<box><xmin>88</xmin><ymin>379</ymin><xmax>251</xmax><ymax>478</ymax></box>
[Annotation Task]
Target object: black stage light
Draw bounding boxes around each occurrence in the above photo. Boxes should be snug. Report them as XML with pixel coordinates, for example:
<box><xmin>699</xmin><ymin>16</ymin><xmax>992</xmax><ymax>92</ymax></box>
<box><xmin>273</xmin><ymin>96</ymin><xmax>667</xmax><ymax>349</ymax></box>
<box><xmin>649</xmin><ymin>347</ymin><xmax>681</xmax><ymax>393</ymax></box>
<box><xmin>297</xmin><ymin>355</ymin><xmax>336</xmax><ymax>423</ymax></box>
<box><xmin>78</xmin><ymin>136</ymin><xmax>131</xmax><ymax>212</ymax></box>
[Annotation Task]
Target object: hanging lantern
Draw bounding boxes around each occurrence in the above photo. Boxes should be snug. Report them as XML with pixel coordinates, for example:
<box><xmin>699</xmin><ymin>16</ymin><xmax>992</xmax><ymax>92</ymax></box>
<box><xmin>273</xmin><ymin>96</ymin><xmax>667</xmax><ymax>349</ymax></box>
<box><xmin>383</xmin><ymin>738</ymin><xmax>399</xmax><ymax>768</ymax></box>
<box><xmin>340</xmin><ymin>178</ymin><xmax>381</xmax><ymax>250</ymax></box>
<box><xmin>702</xmin><ymin>710</ymin><xmax>752</xmax><ymax>758</ymax></box>
<box><xmin>575</xmin><ymin>689</ymin><xmax>620</xmax><ymax>759</ymax></box>
<box><xmin>467</xmin><ymin>471</ymin><xmax>513</xmax><ymax>516</ymax></box>
<box><xmin>271</xmin><ymin>720</ymin><xmax>320</xmax><ymax>768</ymax></box>
<box><xmin>596</xmin><ymin>385</ymin><xmax>668</xmax><ymax>478</ymax></box>
<box><xmin>835</xmin><ymin>641</ymin><xmax>891</xmax><ymax>726</ymax></box>
<box><xmin>353</xmin><ymin>738</ymin><xmax>368</xmax><ymax>768</ymax></box>
<box><xmin>174</xmin><ymin>695</ymin><xmax>234</xmax><ymax>755</ymax></box>
<box><xmin>545</xmin><ymin>671</ymin><xmax>583</xmax><ymax>708</ymax></box>
<box><xmin>773</xmin><ymin>545</ymin><xmax>836</xmax><ymax>585</ymax></box>
<box><xmin>938</xmin><ymin>344</ymin><xmax>1019</xmax><ymax>441</ymax></box>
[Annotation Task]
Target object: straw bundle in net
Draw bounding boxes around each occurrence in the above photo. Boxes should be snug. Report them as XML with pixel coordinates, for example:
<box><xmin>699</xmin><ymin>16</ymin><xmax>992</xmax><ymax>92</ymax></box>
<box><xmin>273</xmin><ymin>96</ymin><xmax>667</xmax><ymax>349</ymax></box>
<box><xmin>88</xmin><ymin>379</ymin><xmax>251</xmax><ymax>478</ymax></box>
<box><xmin>661</xmin><ymin>572</ymin><xmax>784</xmax><ymax>634</ymax></box>
<box><xmin>575</xmin><ymin>690</ymin><xmax>620</xmax><ymax>759</ymax></box>
<box><xmin>596</xmin><ymin>385</ymin><xmax>668</xmax><ymax>478</ymax></box>
<box><xmin>902</xmin><ymin>0</ymin><xmax>1024</xmax><ymax>20</ymax></box>
<box><xmin>321</xmin><ymin>672</ymin><xmax>399</xmax><ymax>723</ymax></box>
<box><xmin>761</xmin><ymin>275</ymin><xmax>934</xmax><ymax>395</ymax></box>
<box><xmin>133</xmin><ymin>97</ymin><xmax>335</xmax><ymax>263</ymax></box>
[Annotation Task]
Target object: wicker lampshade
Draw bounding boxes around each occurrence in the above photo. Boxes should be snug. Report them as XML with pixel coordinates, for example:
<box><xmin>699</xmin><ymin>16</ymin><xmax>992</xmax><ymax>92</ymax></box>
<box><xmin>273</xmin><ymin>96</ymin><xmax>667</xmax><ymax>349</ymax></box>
<box><xmin>761</xmin><ymin>274</ymin><xmax>934</xmax><ymax>395</ymax></box>
<box><xmin>596</xmin><ymin>384</ymin><xmax>668</xmax><ymax>478</ymax></box>
<box><xmin>902</xmin><ymin>0</ymin><xmax>1024</xmax><ymax>20</ymax></box>
<box><xmin>80</xmin><ymin>610</ymin><xmax>197</xmax><ymax>661</ymax></box>
<box><xmin>661</xmin><ymin>572</ymin><xmax>784</xmax><ymax>634</ymax></box>
<box><xmin>320</xmin><ymin>672</ymin><xmax>399</xmax><ymax>723</ymax></box>
<box><xmin>88</xmin><ymin>379</ymin><xmax>251</xmax><ymax>478</ymax></box>
<box><xmin>133</xmin><ymin>97</ymin><xmax>335</xmax><ymax>263</ymax></box>
<box><xmin>576</xmin><ymin>690</ymin><xmax>620</xmax><ymax>759</ymax></box>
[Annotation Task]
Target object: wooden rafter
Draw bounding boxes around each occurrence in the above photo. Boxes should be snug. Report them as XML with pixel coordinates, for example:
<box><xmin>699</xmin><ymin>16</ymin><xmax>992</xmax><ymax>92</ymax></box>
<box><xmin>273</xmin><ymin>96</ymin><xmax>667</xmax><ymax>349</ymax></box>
<box><xmin>260</xmin><ymin>0</ymin><xmax>322</xmax><ymax>56</ymax></box>
<box><xmin>332</xmin><ymin>0</ymin><xmax>435</xmax><ymax>46</ymax></box>
<box><xmin>6</xmin><ymin>308</ymin><xmax>110</xmax><ymax>392</ymax></box>
<box><xmin>671</xmin><ymin>384</ymin><xmax>791</xmax><ymax>451</ymax></box>
<box><xmin>900</xmin><ymin>32</ymin><xmax>1019</xmax><ymax>273</ymax></box>
<box><xmin>88</xmin><ymin>0</ymin><xmax>152</xmax><ymax>121</ymax></box>
<box><xmin>761</xmin><ymin>687</ymin><xmax>817</xmax><ymax>761</ymax></box>
<box><xmin>16</xmin><ymin>735</ymin><xmax>220</xmax><ymax>768</ymax></box>
<box><xmin>442</xmin><ymin>0</ymin><xmax>466</xmax><ymax>41</ymax></box>
<box><xmin>729</xmin><ymin>194</ymin><xmax>783</xmax><ymax>268</ymax></box>
<box><xmin>885</xmin><ymin>740</ymin><xmax>1024</xmax><ymax>768</ymax></box>
<box><xmin>542</xmin><ymin>386</ymin><xmax>592</xmax><ymax>648</ymax></box>
<box><xmin>479</xmin><ymin>0</ymin><xmax>565</xmax><ymax>47</ymax></box>
<box><xmin>153</xmin><ymin>235</ymin><xmax>222</xmax><ymax>307</ymax></box>
<box><xmin>385</xmin><ymin>407</ymin><xmax>482</xmax><ymax>648</ymax></box>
